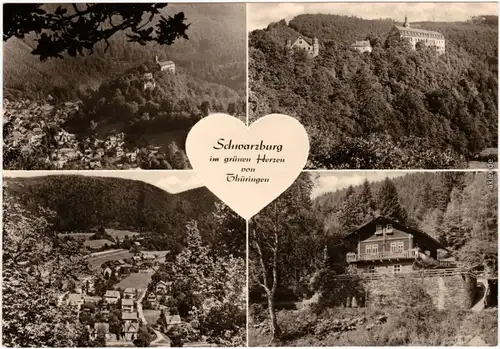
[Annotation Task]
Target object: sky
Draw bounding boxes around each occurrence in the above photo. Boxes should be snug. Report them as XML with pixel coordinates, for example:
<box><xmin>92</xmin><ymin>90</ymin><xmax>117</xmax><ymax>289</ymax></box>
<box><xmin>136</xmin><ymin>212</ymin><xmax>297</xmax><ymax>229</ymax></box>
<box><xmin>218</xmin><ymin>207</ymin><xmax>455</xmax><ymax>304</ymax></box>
<box><xmin>3</xmin><ymin>170</ymin><xmax>204</xmax><ymax>194</ymax></box>
<box><xmin>248</xmin><ymin>2</ymin><xmax>499</xmax><ymax>31</ymax></box>
<box><xmin>310</xmin><ymin>170</ymin><xmax>414</xmax><ymax>198</ymax></box>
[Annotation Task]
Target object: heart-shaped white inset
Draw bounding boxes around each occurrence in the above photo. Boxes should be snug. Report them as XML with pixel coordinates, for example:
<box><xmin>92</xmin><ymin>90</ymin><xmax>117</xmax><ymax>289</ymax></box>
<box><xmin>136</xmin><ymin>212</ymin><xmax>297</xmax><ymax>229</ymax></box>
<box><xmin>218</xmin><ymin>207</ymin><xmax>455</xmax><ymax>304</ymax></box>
<box><xmin>186</xmin><ymin>113</ymin><xmax>309</xmax><ymax>220</ymax></box>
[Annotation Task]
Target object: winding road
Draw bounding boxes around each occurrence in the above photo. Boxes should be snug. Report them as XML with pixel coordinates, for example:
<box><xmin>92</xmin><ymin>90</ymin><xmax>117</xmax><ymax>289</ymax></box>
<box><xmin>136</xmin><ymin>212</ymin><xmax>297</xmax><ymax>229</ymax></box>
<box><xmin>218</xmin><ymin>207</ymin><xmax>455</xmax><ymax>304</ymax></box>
<box><xmin>136</xmin><ymin>288</ymin><xmax>148</xmax><ymax>324</ymax></box>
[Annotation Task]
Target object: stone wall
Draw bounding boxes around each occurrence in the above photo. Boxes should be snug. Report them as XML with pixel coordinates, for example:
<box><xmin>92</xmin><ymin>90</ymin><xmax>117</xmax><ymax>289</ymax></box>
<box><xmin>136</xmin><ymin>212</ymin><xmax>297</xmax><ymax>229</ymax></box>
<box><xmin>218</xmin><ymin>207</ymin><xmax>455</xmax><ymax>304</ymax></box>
<box><xmin>361</xmin><ymin>273</ymin><xmax>477</xmax><ymax>310</ymax></box>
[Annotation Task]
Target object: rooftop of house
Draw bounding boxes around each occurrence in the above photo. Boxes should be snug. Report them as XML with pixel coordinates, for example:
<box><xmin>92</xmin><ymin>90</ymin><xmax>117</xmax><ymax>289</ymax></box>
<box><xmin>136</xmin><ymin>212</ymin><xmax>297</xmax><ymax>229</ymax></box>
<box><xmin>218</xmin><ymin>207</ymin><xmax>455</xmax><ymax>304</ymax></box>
<box><xmin>122</xmin><ymin>312</ymin><xmax>138</xmax><ymax>321</ymax></box>
<box><xmin>351</xmin><ymin>40</ymin><xmax>371</xmax><ymax>47</ymax></box>
<box><xmin>124</xmin><ymin>288</ymin><xmax>136</xmax><ymax>294</ymax></box>
<box><xmin>157</xmin><ymin>280</ymin><xmax>172</xmax><ymax>287</ymax></box>
<box><xmin>105</xmin><ymin>290</ymin><xmax>121</xmax><ymax>298</ymax></box>
<box><xmin>394</xmin><ymin>25</ymin><xmax>444</xmax><ymax>38</ymax></box>
<box><xmin>342</xmin><ymin>215</ymin><xmax>447</xmax><ymax>250</ymax></box>
<box><xmin>158</xmin><ymin>60</ymin><xmax>175</xmax><ymax>67</ymax></box>
<box><xmin>83</xmin><ymin>296</ymin><xmax>101</xmax><ymax>303</ymax></box>
<box><xmin>122</xmin><ymin>298</ymin><xmax>135</xmax><ymax>306</ymax></box>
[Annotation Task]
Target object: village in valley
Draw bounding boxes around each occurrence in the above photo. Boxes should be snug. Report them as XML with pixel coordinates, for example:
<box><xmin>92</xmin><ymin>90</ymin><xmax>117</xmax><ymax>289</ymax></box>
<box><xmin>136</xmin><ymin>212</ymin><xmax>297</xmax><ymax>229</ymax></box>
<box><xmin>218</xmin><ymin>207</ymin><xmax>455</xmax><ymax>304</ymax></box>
<box><xmin>3</xmin><ymin>3</ymin><xmax>247</xmax><ymax>171</ymax></box>
<box><xmin>59</xmin><ymin>234</ymin><xmax>178</xmax><ymax>347</ymax></box>
<box><xmin>3</xmin><ymin>56</ymin><xmax>186</xmax><ymax>171</ymax></box>
<box><xmin>2</xmin><ymin>172</ymin><xmax>247</xmax><ymax>348</ymax></box>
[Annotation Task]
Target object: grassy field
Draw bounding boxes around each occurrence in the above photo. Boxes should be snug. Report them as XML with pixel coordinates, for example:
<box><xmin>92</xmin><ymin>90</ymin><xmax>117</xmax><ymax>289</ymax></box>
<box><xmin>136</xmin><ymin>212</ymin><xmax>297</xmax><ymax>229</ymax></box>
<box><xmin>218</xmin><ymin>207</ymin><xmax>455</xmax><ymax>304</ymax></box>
<box><xmin>105</xmin><ymin>228</ymin><xmax>141</xmax><ymax>241</ymax></box>
<box><xmin>88</xmin><ymin>249</ymin><xmax>134</xmax><ymax>269</ymax></box>
<box><xmin>143</xmin><ymin>309</ymin><xmax>162</xmax><ymax>325</ymax></box>
<box><xmin>115</xmin><ymin>272</ymin><xmax>154</xmax><ymax>290</ymax></box>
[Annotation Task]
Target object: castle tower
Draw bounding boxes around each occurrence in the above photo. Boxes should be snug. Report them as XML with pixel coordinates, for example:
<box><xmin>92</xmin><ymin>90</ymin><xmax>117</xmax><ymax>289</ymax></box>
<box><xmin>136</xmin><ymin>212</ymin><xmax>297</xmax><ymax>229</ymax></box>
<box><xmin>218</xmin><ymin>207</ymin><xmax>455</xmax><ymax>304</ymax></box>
<box><xmin>312</xmin><ymin>37</ymin><xmax>320</xmax><ymax>57</ymax></box>
<box><xmin>403</xmin><ymin>15</ymin><xmax>410</xmax><ymax>28</ymax></box>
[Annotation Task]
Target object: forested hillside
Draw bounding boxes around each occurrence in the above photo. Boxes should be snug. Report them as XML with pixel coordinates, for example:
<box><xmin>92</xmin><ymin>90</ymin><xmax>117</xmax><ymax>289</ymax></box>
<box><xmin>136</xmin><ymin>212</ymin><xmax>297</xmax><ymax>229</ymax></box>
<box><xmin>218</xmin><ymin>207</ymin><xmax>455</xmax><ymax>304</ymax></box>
<box><xmin>65</xmin><ymin>61</ymin><xmax>245</xmax><ymax>145</ymax></box>
<box><xmin>4</xmin><ymin>175</ymin><xmax>244</xmax><ymax>255</ymax></box>
<box><xmin>3</xmin><ymin>3</ymin><xmax>246</xmax><ymax>101</ymax></box>
<box><xmin>249</xmin><ymin>15</ymin><xmax>498</xmax><ymax>168</ymax></box>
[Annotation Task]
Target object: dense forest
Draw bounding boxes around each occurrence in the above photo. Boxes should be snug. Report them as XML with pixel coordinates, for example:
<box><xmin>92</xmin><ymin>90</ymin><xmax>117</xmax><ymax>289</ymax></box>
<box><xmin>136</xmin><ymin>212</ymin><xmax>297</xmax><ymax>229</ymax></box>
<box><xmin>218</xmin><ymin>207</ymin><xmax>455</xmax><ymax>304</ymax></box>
<box><xmin>249</xmin><ymin>15</ymin><xmax>498</xmax><ymax>168</ymax></box>
<box><xmin>4</xmin><ymin>175</ymin><xmax>245</xmax><ymax>256</ymax></box>
<box><xmin>4</xmin><ymin>3</ymin><xmax>246</xmax><ymax>101</ymax></box>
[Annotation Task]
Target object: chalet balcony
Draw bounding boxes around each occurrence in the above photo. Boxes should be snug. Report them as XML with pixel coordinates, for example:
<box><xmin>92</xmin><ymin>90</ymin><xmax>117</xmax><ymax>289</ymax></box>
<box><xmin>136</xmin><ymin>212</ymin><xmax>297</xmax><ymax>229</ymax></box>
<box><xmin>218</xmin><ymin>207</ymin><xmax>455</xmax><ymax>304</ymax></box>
<box><xmin>346</xmin><ymin>248</ymin><xmax>418</xmax><ymax>263</ymax></box>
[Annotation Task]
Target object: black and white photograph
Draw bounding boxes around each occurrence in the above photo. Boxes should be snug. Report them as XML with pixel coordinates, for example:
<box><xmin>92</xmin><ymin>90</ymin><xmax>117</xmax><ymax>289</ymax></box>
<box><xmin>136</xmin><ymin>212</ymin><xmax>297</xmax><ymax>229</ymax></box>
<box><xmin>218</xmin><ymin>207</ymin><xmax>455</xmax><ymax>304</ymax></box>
<box><xmin>249</xmin><ymin>170</ymin><xmax>497</xmax><ymax>346</ymax></box>
<box><xmin>2</xmin><ymin>170</ymin><xmax>246</xmax><ymax>347</ymax></box>
<box><xmin>3</xmin><ymin>3</ymin><xmax>246</xmax><ymax>170</ymax></box>
<box><xmin>248</xmin><ymin>3</ymin><xmax>498</xmax><ymax>169</ymax></box>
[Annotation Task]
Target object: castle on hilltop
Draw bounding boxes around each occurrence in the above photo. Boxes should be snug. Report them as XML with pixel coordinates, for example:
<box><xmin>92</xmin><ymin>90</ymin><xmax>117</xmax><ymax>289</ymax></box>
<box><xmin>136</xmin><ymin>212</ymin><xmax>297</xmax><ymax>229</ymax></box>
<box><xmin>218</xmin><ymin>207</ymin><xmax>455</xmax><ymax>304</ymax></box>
<box><xmin>155</xmin><ymin>56</ymin><xmax>175</xmax><ymax>73</ymax></box>
<box><xmin>285</xmin><ymin>35</ymin><xmax>320</xmax><ymax>57</ymax></box>
<box><xmin>386</xmin><ymin>16</ymin><xmax>446</xmax><ymax>55</ymax></box>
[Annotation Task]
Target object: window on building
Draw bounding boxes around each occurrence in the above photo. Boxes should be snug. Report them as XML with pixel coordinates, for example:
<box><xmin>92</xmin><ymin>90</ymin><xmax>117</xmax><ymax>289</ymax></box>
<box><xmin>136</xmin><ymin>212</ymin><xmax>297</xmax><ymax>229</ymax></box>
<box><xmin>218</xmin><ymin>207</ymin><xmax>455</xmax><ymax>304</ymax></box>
<box><xmin>386</xmin><ymin>224</ymin><xmax>393</xmax><ymax>234</ymax></box>
<box><xmin>390</xmin><ymin>242</ymin><xmax>404</xmax><ymax>253</ymax></box>
<box><xmin>368</xmin><ymin>266</ymin><xmax>375</xmax><ymax>274</ymax></box>
<box><xmin>365</xmin><ymin>244</ymin><xmax>379</xmax><ymax>254</ymax></box>
<box><xmin>393</xmin><ymin>264</ymin><xmax>402</xmax><ymax>274</ymax></box>
<box><xmin>375</xmin><ymin>225</ymin><xmax>383</xmax><ymax>235</ymax></box>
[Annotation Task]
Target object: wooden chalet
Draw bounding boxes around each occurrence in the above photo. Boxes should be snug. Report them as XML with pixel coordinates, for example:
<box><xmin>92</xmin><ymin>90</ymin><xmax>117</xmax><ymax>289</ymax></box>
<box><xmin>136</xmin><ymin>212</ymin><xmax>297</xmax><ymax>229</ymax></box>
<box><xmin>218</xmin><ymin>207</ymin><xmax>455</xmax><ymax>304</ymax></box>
<box><xmin>343</xmin><ymin>216</ymin><xmax>448</xmax><ymax>274</ymax></box>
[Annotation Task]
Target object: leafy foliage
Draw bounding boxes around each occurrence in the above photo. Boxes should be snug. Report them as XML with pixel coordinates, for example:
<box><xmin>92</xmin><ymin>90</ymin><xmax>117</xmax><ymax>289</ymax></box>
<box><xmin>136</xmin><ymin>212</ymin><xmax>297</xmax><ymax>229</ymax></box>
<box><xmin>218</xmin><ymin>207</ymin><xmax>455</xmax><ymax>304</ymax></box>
<box><xmin>154</xmin><ymin>219</ymin><xmax>246</xmax><ymax>346</ymax></box>
<box><xmin>4</xmin><ymin>4</ymin><xmax>246</xmax><ymax>100</ymax></box>
<box><xmin>4</xmin><ymin>4</ymin><xmax>189</xmax><ymax>60</ymax></box>
<box><xmin>2</xmin><ymin>189</ymin><xmax>89</xmax><ymax>346</ymax></box>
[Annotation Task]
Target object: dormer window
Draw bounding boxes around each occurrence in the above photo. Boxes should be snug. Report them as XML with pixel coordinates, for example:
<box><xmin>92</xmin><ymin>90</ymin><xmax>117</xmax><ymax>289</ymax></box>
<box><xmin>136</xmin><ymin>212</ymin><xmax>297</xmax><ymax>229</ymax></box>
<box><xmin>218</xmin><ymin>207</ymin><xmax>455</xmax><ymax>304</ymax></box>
<box><xmin>386</xmin><ymin>224</ymin><xmax>393</xmax><ymax>234</ymax></box>
<box><xmin>375</xmin><ymin>225</ymin><xmax>383</xmax><ymax>235</ymax></box>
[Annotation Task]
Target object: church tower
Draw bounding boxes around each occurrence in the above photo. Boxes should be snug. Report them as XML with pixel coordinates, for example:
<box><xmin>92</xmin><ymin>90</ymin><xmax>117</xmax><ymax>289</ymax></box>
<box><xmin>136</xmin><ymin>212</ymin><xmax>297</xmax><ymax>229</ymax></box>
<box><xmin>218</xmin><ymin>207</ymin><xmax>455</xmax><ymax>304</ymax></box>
<box><xmin>312</xmin><ymin>37</ymin><xmax>320</xmax><ymax>57</ymax></box>
<box><xmin>403</xmin><ymin>15</ymin><xmax>410</xmax><ymax>28</ymax></box>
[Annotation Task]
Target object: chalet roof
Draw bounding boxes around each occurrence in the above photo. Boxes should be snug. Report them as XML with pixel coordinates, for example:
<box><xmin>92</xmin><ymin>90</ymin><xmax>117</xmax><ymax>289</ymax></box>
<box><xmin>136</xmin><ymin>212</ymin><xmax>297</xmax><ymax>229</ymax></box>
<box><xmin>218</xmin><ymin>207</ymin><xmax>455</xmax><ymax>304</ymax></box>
<box><xmin>342</xmin><ymin>216</ymin><xmax>447</xmax><ymax>250</ymax></box>
<box><xmin>104</xmin><ymin>290</ymin><xmax>120</xmax><ymax>298</ymax></box>
<box><xmin>122</xmin><ymin>312</ymin><xmax>138</xmax><ymax>321</ymax></box>
<box><xmin>122</xmin><ymin>298</ymin><xmax>134</xmax><ymax>306</ymax></box>
<box><xmin>394</xmin><ymin>25</ymin><xmax>444</xmax><ymax>38</ymax></box>
<box><xmin>124</xmin><ymin>288</ymin><xmax>136</xmax><ymax>294</ymax></box>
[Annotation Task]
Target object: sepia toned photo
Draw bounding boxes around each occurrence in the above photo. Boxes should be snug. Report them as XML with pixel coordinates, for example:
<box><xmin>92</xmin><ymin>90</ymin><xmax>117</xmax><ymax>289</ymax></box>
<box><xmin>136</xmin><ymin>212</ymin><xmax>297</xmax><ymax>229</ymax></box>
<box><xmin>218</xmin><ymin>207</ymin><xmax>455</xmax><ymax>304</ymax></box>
<box><xmin>249</xmin><ymin>170</ymin><xmax>497</xmax><ymax>346</ymax></box>
<box><xmin>3</xmin><ymin>3</ymin><xmax>246</xmax><ymax>170</ymax></box>
<box><xmin>2</xmin><ymin>171</ymin><xmax>246</xmax><ymax>347</ymax></box>
<box><xmin>248</xmin><ymin>3</ymin><xmax>498</xmax><ymax>169</ymax></box>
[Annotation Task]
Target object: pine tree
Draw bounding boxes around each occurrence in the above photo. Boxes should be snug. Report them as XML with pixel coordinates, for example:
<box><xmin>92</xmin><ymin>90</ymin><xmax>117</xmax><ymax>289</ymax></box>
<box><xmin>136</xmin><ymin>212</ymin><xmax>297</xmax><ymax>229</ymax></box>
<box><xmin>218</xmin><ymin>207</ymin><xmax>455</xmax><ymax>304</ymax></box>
<box><xmin>338</xmin><ymin>185</ymin><xmax>359</xmax><ymax>230</ymax></box>
<box><xmin>355</xmin><ymin>179</ymin><xmax>376</xmax><ymax>222</ymax></box>
<box><xmin>377</xmin><ymin>178</ymin><xmax>407</xmax><ymax>223</ymax></box>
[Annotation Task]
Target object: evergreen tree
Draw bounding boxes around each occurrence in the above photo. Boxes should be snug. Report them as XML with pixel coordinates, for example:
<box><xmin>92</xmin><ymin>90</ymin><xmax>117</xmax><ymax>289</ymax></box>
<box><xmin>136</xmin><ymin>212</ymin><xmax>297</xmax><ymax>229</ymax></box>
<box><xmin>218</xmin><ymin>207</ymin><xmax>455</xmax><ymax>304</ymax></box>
<box><xmin>377</xmin><ymin>178</ymin><xmax>407</xmax><ymax>223</ymax></box>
